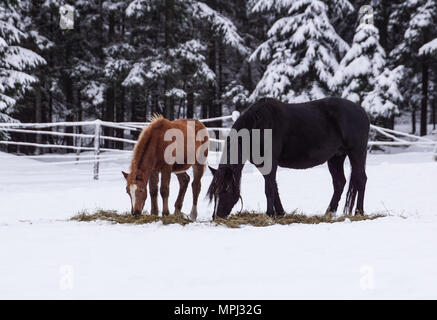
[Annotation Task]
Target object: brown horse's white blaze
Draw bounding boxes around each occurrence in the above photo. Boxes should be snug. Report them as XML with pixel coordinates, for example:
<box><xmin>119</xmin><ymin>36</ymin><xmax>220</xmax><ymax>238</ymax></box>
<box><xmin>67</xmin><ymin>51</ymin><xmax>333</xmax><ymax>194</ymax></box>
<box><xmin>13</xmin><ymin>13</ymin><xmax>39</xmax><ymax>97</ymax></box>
<box><xmin>122</xmin><ymin>115</ymin><xmax>208</xmax><ymax>220</ymax></box>
<box><xmin>130</xmin><ymin>184</ymin><xmax>137</xmax><ymax>210</ymax></box>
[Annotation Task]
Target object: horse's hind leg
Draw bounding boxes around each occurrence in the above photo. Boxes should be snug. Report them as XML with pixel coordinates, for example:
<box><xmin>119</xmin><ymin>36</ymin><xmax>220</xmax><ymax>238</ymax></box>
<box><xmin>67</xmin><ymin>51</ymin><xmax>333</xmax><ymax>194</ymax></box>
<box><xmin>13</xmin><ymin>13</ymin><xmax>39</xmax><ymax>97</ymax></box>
<box><xmin>174</xmin><ymin>172</ymin><xmax>190</xmax><ymax>216</ymax></box>
<box><xmin>190</xmin><ymin>164</ymin><xmax>204</xmax><ymax>221</ymax></box>
<box><xmin>345</xmin><ymin>150</ymin><xmax>367</xmax><ymax>216</ymax></box>
<box><xmin>325</xmin><ymin>154</ymin><xmax>347</xmax><ymax>218</ymax></box>
<box><xmin>149</xmin><ymin>171</ymin><xmax>159</xmax><ymax>215</ymax></box>
<box><xmin>160</xmin><ymin>169</ymin><xmax>171</xmax><ymax>216</ymax></box>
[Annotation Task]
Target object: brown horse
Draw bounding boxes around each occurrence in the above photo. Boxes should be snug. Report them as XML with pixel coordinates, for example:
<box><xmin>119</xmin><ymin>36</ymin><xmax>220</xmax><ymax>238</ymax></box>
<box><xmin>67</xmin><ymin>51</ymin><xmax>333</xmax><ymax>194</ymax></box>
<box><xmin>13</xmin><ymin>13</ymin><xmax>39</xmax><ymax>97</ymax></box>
<box><xmin>122</xmin><ymin>115</ymin><xmax>209</xmax><ymax>220</ymax></box>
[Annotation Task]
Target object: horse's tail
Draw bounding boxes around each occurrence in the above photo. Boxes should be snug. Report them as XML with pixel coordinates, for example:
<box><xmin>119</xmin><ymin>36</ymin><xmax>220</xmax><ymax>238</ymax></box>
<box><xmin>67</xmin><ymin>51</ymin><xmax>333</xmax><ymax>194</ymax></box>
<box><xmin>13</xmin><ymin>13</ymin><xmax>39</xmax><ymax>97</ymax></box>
<box><xmin>343</xmin><ymin>173</ymin><xmax>358</xmax><ymax>215</ymax></box>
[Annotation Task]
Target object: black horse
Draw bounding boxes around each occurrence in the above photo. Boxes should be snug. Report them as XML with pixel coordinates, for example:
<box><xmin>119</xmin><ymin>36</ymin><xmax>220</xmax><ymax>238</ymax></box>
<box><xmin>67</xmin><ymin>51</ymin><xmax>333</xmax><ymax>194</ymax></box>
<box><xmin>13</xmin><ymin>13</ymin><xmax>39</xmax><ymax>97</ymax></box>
<box><xmin>207</xmin><ymin>97</ymin><xmax>370</xmax><ymax>218</ymax></box>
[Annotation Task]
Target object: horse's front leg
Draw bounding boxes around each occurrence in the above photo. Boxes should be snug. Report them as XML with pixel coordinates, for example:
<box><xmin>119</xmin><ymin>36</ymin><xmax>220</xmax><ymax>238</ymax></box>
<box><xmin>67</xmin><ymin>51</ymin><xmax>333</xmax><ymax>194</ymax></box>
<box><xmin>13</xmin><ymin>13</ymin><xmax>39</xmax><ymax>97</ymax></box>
<box><xmin>263</xmin><ymin>165</ymin><xmax>284</xmax><ymax>217</ymax></box>
<box><xmin>189</xmin><ymin>164</ymin><xmax>204</xmax><ymax>221</ymax></box>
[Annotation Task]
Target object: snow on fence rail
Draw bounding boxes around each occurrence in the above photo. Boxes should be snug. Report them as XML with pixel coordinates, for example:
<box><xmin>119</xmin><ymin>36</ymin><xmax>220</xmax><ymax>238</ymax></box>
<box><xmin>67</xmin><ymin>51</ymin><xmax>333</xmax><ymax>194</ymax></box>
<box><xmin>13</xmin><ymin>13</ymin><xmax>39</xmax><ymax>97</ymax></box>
<box><xmin>1</xmin><ymin>114</ymin><xmax>436</xmax><ymax>180</ymax></box>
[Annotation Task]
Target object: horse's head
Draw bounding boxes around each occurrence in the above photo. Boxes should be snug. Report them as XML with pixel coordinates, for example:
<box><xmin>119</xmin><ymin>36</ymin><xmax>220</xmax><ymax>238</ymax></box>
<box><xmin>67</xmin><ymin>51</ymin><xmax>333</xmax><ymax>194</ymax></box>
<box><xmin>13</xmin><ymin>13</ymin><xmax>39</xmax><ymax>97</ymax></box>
<box><xmin>207</xmin><ymin>165</ymin><xmax>241</xmax><ymax>219</ymax></box>
<box><xmin>122</xmin><ymin>171</ymin><xmax>147</xmax><ymax>216</ymax></box>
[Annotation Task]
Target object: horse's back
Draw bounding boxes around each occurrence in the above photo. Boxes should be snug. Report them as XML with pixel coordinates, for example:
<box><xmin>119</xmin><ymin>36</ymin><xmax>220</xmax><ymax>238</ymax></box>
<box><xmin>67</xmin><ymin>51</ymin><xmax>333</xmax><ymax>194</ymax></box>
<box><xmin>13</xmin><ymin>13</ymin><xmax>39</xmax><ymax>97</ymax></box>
<box><xmin>161</xmin><ymin>118</ymin><xmax>209</xmax><ymax>171</ymax></box>
<box><xmin>260</xmin><ymin>97</ymin><xmax>369</xmax><ymax>146</ymax></box>
<box><xmin>243</xmin><ymin>97</ymin><xmax>369</xmax><ymax>169</ymax></box>
<box><xmin>315</xmin><ymin>97</ymin><xmax>370</xmax><ymax>149</ymax></box>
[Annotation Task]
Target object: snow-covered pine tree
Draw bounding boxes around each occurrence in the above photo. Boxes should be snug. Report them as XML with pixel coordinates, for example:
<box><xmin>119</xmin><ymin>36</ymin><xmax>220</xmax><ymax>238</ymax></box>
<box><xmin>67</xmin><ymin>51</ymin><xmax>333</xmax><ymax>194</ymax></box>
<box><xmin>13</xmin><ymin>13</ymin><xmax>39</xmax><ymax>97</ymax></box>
<box><xmin>249</xmin><ymin>0</ymin><xmax>350</xmax><ymax>102</ymax></box>
<box><xmin>362</xmin><ymin>66</ymin><xmax>403</xmax><ymax>126</ymax></box>
<box><xmin>220</xmin><ymin>80</ymin><xmax>250</xmax><ymax>114</ymax></box>
<box><xmin>392</xmin><ymin>0</ymin><xmax>437</xmax><ymax>135</ymax></box>
<box><xmin>331</xmin><ymin>14</ymin><xmax>386</xmax><ymax>105</ymax></box>
<box><xmin>123</xmin><ymin>0</ymin><xmax>247</xmax><ymax>120</ymax></box>
<box><xmin>0</xmin><ymin>1</ymin><xmax>45</xmax><ymax>125</ymax></box>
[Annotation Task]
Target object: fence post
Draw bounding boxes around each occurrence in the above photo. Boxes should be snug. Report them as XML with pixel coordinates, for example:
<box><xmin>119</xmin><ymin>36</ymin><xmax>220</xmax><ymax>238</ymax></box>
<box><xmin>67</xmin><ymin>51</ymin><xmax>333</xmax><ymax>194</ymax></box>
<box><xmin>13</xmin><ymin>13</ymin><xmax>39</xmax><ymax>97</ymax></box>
<box><xmin>75</xmin><ymin>135</ymin><xmax>82</xmax><ymax>164</ymax></box>
<box><xmin>93</xmin><ymin>120</ymin><xmax>101</xmax><ymax>180</ymax></box>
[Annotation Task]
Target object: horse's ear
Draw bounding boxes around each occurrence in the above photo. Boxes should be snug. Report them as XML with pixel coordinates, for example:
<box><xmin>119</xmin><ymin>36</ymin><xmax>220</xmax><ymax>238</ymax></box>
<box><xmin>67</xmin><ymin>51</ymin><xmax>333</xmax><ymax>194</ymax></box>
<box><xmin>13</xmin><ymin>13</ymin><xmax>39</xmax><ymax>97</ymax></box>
<box><xmin>122</xmin><ymin>171</ymin><xmax>129</xmax><ymax>180</ymax></box>
<box><xmin>208</xmin><ymin>166</ymin><xmax>217</xmax><ymax>175</ymax></box>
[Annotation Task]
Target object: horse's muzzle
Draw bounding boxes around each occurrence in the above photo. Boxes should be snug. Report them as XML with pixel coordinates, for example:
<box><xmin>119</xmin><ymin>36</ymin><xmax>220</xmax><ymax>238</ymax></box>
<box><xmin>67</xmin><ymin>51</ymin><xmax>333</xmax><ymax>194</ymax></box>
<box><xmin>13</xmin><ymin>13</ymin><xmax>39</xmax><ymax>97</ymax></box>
<box><xmin>132</xmin><ymin>210</ymin><xmax>141</xmax><ymax>216</ymax></box>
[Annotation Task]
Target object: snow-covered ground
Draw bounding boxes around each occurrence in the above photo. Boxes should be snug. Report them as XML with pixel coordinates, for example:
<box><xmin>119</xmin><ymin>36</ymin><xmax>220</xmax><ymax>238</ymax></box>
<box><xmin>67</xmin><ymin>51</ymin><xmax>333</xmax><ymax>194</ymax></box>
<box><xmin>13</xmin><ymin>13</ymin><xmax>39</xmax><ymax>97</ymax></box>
<box><xmin>1</xmin><ymin>150</ymin><xmax>437</xmax><ymax>299</ymax></box>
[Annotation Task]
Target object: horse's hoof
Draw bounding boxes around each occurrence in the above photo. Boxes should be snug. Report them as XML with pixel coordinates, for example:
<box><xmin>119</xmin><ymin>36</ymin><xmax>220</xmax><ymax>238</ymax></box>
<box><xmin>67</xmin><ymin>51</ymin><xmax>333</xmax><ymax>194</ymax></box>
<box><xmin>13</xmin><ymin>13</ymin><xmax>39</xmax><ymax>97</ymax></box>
<box><xmin>355</xmin><ymin>209</ymin><xmax>364</xmax><ymax>216</ymax></box>
<box><xmin>325</xmin><ymin>211</ymin><xmax>335</xmax><ymax>219</ymax></box>
<box><xmin>189</xmin><ymin>206</ymin><xmax>197</xmax><ymax>222</ymax></box>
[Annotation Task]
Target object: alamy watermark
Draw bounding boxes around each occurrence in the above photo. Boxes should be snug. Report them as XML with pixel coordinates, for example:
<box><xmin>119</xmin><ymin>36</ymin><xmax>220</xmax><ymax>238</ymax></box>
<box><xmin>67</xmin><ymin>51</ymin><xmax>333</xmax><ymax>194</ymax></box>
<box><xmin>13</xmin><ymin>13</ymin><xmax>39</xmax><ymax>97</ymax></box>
<box><xmin>359</xmin><ymin>264</ymin><xmax>375</xmax><ymax>290</ymax></box>
<box><xmin>60</xmin><ymin>4</ymin><xmax>75</xmax><ymax>30</ymax></box>
<box><xmin>359</xmin><ymin>5</ymin><xmax>374</xmax><ymax>26</ymax></box>
<box><xmin>163</xmin><ymin>120</ymin><xmax>273</xmax><ymax>175</ymax></box>
<box><xmin>59</xmin><ymin>264</ymin><xmax>74</xmax><ymax>290</ymax></box>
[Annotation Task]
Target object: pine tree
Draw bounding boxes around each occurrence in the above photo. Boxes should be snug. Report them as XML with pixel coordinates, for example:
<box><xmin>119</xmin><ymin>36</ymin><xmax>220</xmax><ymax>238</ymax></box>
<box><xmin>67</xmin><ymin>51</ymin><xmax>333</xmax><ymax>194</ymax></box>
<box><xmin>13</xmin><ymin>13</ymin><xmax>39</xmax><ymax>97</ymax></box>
<box><xmin>123</xmin><ymin>0</ymin><xmax>247</xmax><ymax>121</ymax></box>
<box><xmin>249</xmin><ymin>0</ymin><xmax>350</xmax><ymax>102</ymax></box>
<box><xmin>392</xmin><ymin>0</ymin><xmax>437</xmax><ymax>135</ymax></box>
<box><xmin>0</xmin><ymin>1</ymin><xmax>45</xmax><ymax>124</ymax></box>
<box><xmin>331</xmin><ymin>17</ymin><xmax>386</xmax><ymax>105</ymax></box>
<box><xmin>362</xmin><ymin>66</ymin><xmax>403</xmax><ymax>126</ymax></box>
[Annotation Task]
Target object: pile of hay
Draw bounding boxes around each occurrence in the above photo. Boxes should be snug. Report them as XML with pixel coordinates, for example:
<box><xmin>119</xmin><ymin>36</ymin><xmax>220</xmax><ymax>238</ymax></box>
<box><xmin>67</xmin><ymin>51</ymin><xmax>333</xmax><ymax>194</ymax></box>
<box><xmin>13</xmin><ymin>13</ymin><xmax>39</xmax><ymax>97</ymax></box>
<box><xmin>72</xmin><ymin>209</ymin><xmax>192</xmax><ymax>226</ymax></box>
<box><xmin>215</xmin><ymin>210</ymin><xmax>385</xmax><ymax>228</ymax></box>
<box><xmin>71</xmin><ymin>209</ymin><xmax>385</xmax><ymax>228</ymax></box>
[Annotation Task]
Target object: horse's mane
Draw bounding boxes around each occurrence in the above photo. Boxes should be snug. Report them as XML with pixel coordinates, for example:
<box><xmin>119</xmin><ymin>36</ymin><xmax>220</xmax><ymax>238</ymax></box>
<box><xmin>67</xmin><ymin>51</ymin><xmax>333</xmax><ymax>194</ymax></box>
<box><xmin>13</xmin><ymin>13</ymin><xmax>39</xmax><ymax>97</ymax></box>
<box><xmin>207</xmin><ymin>165</ymin><xmax>240</xmax><ymax>202</ymax></box>
<box><xmin>233</xmin><ymin>98</ymin><xmax>277</xmax><ymax>130</ymax></box>
<box><xmin>207</xmin><ymin>98</ymin><xmax>276</xmax><ymax>201</ymax></box>
<box><xmin>129</xmin><ymin>114</ymin><xmax>164</xmax><ymax>181</ymax></box>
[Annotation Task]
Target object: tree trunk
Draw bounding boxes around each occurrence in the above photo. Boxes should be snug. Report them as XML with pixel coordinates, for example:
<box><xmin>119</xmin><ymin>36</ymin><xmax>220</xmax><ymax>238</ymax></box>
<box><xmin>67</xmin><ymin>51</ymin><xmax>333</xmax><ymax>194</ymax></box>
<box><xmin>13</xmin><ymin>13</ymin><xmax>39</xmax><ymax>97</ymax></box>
<box><xmin>206</xmin><ymin>38</ymin><xmax>217</xmax><ymax>126</ymax></box>
<box><xmin>420</xmin><ymin>57</ymin><xmax>428</xmax><ymax>136</ymax></box>
<box><xmin>117</xmin><ymin>85</ymin><xmax>125</xmax><ymax>149</ymax></box>
<box><xmin>76</xmin><ymin>88</ymin><xmax>82</xmax><ymax>132</ymax></box>
<box><xmin>187</xmin><ymin>91</ymin><xmax>194</xmax><ymax>119</ymax></box>
<box><xmin>64</xmin><ymin>77</ymin><xmax>74</xmax><ymax>151</ymax></box>
<box><xmin>104</xmin><ymin>86</ymin><xmax>115</xmax><ymax>148</ymax></box>
<box><xmin>164</xmin><ymin>0</ymin><xmax>174</xmax><ymax>120</ymax></box>
<box><xmin>216</xmin><ymin>41</ymin><xmax>223</xmax><ymax>127</ymax></box>
<box><xmin>432</xmin><ymin>99</ymin><xmax>436</xmax><ymax>130</ymax></box>
<box><xmin>35</xmin><ymin>83</ymin><xmax>42</xmax><ymax>155</ymax></box>
<box><xmin>412</xmin><ymin>106</ymin><xmax>416</xmax><ymax>134</ymax></box>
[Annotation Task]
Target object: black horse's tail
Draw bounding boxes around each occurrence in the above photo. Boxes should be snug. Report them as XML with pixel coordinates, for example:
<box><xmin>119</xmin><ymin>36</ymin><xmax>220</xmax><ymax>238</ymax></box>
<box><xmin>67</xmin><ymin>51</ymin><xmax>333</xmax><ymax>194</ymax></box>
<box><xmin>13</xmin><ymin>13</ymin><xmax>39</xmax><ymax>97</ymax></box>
<box><xmin>344</xmin><ymin>174</ymin><xmax>358</xmax><ymax>215</ymax></box>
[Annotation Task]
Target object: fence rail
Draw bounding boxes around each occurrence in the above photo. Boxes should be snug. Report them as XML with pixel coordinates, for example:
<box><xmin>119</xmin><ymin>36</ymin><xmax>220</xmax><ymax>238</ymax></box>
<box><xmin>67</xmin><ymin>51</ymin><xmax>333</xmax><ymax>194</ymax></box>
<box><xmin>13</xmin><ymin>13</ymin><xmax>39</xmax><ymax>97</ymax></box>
<box><xmin>0</xmin><ymin>114</ymin><xmax>238</xmax><ymax>179</ymax></box>
<box><xmin>1</xmin><ymin>114</ymin><xmax>436</xmax><ymax>179</ymax></box>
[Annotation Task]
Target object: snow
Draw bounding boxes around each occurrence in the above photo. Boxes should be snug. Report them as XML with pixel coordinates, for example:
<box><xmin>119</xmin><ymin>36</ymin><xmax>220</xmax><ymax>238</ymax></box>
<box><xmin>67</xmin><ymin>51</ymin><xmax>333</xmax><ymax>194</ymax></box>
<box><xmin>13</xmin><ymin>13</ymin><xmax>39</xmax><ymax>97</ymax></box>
<box><xmin>363</xmin><ymin>66</ymin><xmax>403</xmax><ymax>118</ymax></box>
<box><xmin>1</xmin><ymin>150</ymin><xmax>437</xmax><ymax>299</ymax></box>
<box><xmin>331</xmin><ymin>22</ymin><xmax>386</xmax><ymax>106</ymax></box>
<box><xmin>126</xmin><ymin>0</ymin><xmax>153</xmax><ymax>17</ymax></box>
<box><xmin>192</xmin><ymin>1</ymin><xmax>249</xmax><ymax>56</ymax></box>
<box><xmin>419</xmin><ymin>38</ymin><xmax>437</xmax><ymax>56</ymax></box>
<box><xmin>0</xmin><ymin>4</ymin><xmax>46</xmax><ymax>119</ymax></box>
<box><xmin>250</xmin><ymin>0</ymin><xmax>348</xmax><ymax>103</ymax></box>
